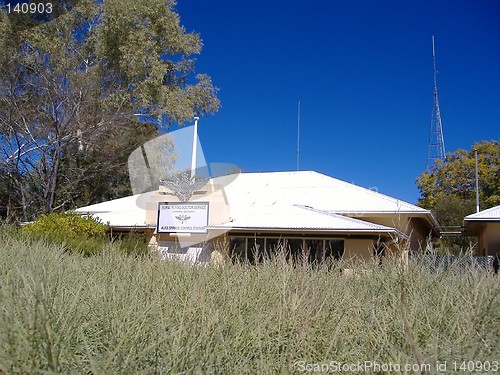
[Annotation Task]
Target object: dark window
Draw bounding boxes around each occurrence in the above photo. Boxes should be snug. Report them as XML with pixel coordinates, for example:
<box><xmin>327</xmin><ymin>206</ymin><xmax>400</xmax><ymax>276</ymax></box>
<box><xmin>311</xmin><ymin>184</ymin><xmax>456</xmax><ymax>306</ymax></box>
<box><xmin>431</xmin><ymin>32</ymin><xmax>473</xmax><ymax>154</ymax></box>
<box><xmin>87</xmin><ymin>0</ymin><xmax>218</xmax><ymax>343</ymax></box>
<box><xmin>328</xmin><ymin>240</ymin><xmax>345</xmax><ymax>261</ymax></box>
<box><xmin>229</xmin><ymin>237</ymin><xmax>246</xmax><ymax>261</ymax></box>
<box><xmin>306</xmin><ymin>239</ymin><xmax>324</xmax><ymax>264</ymax></box>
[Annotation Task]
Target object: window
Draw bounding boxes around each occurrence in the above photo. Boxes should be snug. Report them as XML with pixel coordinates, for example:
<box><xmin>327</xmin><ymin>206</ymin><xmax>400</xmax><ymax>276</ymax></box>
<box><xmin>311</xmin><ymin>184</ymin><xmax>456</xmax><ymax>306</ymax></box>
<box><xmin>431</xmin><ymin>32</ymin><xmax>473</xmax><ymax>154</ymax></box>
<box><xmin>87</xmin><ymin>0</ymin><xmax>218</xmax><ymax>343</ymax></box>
<box><xmin>226</xmin><ymin>235</ymin><xmax>345</xmax><ymax>265</ymax></box>
<box><xmin>229</xmin><ymin>237</ymin><xmax>247</xmax><ymax>261</ymax></box>
<box><xmin>305</xmin><ymin>239</ymin><xmax>324</xmax><ymax>264</ymax></box>
<box><xmin>328</xmin><ymin>240</ymin><xmax>345</xmax><ymax>261</ymax></box>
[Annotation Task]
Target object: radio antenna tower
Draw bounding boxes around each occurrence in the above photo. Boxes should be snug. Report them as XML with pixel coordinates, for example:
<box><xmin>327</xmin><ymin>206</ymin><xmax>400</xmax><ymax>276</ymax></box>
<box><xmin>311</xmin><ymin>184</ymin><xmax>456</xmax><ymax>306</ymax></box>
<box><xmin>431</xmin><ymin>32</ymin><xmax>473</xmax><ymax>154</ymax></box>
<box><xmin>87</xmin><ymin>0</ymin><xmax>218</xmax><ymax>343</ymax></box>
<box><xmin>427</xmin><ymin>35</ymin><xmax>446</xmax><ymax>169</ymax></box>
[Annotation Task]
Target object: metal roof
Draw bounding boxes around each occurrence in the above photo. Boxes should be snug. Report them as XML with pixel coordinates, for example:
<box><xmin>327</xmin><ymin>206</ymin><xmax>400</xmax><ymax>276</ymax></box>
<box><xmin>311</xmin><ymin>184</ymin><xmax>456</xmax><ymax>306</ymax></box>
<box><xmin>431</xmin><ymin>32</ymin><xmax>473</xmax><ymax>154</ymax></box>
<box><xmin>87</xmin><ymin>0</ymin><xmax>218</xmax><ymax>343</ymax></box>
<box><xmin>75</xmin><ymin>191</ymin><xmax>156</xmax><ymax>228</ymax></box>
<box><xmin>215</xmin><ymin>171</ymin><xmax>435</xmax><ymax>221</ymax></box>
<box><xmin>464</xmin><ymin>205</ymin><xmax>500</xmax><ymax>221</ymax></box>
<box><xmin>213</xmin><ymin>204</ymin><xmax>395</xmax><ymax>233</ymax></box>
<box><xmin>75</xmin><ymin>171</ymin><xmax>437</xmax><ymax>232</ymax></box>
<box><xmin>215</xmin><ymin>171</ymin><xmax>430</xmax><ymax>213</ymax></box>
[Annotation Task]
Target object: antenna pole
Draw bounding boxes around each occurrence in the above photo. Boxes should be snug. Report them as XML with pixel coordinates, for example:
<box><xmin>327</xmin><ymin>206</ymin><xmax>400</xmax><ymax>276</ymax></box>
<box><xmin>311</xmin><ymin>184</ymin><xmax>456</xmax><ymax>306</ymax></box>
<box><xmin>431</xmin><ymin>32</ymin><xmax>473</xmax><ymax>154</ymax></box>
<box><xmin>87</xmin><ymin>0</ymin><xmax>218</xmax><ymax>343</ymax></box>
<box><xmin>427</xmin><ymin>35</ymin><xmax>446</xmax><ymax>169</ymax></box>
<box><xmin>432</xmin><ymin>36</ymin><xmax>436</xmax><ymax>83</ymax></box>
<box><xmin>296</xmin><ymin>100</ymin><xmax>300</xmax><ymax>171</ymax></box>
<box><xmin>475</xmin><ymin>149</ymin><xmax>480</xmax><ymax>213</ymax></box>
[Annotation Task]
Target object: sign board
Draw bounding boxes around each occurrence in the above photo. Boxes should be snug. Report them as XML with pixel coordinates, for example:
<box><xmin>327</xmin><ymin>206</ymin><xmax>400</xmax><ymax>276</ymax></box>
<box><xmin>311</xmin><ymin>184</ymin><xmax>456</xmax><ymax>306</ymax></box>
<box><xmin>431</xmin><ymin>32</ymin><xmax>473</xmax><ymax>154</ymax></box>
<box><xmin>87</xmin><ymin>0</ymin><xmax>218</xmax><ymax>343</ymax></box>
<box><xmin>157</xmin><ymin>241</ymin><xmax>203</xmax><ymax>264</ymax></box>
<box><xmin>157</xmin><ymin>202</ymin><xmax>209</xmax><ymax>233</ymax></box>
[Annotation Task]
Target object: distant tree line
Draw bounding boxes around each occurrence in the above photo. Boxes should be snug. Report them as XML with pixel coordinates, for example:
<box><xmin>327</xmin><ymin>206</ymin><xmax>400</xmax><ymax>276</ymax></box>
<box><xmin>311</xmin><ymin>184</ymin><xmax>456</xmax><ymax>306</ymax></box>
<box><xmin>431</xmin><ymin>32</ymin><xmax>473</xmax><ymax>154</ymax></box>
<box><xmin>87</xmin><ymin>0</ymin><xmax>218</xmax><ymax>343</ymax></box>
<box><xmin>417</xmin><ymin>139</ymin><xmax>500</xmax><ymax>227</ymax></box>
<box><xmin>416</xmin><ymin>140</ymin><xmax>499</xmax><ymax>254</ymax></box>
<box><xmin>0</xmin><ymin>0</ymin><xmax>219</xmax><ymax>222</ymax></box>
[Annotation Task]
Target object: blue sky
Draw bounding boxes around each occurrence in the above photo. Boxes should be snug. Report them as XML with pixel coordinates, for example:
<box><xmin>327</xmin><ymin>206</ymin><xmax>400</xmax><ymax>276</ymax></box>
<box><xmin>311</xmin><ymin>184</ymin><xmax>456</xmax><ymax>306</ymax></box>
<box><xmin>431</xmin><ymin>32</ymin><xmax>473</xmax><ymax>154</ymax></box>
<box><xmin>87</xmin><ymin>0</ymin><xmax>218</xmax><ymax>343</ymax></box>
<box><xmin>174</xmin><ymin>0</ymin><xmax>499</xmax><ymax>204</ymax></box>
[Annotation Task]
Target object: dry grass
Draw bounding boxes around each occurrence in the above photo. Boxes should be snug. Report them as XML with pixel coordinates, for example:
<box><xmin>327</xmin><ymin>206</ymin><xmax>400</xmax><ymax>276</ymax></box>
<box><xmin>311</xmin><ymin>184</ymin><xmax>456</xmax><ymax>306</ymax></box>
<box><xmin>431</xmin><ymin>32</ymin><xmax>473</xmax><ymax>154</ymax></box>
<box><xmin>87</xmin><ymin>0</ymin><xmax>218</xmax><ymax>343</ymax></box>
<box><xmin>0</xmin><ymin>226</ymin><xmax>499</xmax><ymax>374</ymax></box>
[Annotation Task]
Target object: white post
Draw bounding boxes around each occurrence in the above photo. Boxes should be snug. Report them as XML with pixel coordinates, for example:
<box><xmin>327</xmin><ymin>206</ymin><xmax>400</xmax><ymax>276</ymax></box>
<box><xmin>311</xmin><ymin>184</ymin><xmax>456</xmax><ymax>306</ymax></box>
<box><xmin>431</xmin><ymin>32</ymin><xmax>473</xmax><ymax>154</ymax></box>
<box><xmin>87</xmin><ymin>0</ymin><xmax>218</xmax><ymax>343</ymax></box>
<box><xmin>297</xmin><ymin>100</ymin><xmax>300</xmax><ymax>171</ymax></box>
<box><xmin>191</xmin><ymin>117</ymin><xmax>199</xmax><ymax>179</ymax></box>
<box><xmin>475</xmin><ymin>149</ymin><xmax>480</xmax><ymax>213</ymax></box>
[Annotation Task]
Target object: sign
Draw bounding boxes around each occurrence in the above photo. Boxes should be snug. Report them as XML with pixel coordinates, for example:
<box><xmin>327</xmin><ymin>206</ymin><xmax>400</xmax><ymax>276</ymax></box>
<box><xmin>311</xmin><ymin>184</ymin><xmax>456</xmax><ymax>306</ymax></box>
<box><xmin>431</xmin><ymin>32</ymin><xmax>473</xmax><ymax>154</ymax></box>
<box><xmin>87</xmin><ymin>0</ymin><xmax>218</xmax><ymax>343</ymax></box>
<box><xmin>157</xmin><ymin>202</ymin><xmax>209</xmax><ymax>233</ymax></box>
<box><xmin>157</xmin><ymin>241</ymin><xmax>203</xmax><ymax>264</ymax></box>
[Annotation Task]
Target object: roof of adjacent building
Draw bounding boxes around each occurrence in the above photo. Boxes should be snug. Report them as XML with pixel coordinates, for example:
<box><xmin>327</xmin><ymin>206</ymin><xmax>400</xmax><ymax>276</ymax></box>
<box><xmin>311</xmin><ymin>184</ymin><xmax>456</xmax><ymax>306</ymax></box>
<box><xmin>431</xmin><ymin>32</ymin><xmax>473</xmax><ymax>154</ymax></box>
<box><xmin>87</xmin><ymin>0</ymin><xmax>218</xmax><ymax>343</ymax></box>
<box><xmin>464</xmin><ymin>205</ymin><xmax>500</xmax><ymax>221</ymax></box>
<box><xmin>75</xmin><ymin>170</ymin><xmax>437</xmax><ymax>231</ymax></box>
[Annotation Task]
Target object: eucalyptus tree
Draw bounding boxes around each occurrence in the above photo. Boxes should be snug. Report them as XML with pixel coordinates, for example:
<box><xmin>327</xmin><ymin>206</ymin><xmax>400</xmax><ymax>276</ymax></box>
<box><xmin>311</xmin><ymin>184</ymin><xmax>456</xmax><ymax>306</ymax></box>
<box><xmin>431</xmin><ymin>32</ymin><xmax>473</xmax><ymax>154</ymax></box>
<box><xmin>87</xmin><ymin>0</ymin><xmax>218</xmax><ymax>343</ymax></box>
<box><xmin>417</xmin><ymin>140</ymin><xmax>500</xmax><ymax>226</ymax></box>
<box><xmin>0</xmin><ymin>0</ymin><xmax>219</xmax><ymax>221</ymax></box>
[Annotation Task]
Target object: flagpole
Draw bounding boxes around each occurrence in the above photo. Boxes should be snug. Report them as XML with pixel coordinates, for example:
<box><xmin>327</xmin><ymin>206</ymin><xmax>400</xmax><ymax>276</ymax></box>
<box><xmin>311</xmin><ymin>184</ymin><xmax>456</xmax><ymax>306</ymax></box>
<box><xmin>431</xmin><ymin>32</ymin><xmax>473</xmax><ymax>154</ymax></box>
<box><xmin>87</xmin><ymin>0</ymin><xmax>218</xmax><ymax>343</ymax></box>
<box><xmin>191</xmin><ymin>116</ymin><xmax>199</xmax><ymax>179</ymax></box>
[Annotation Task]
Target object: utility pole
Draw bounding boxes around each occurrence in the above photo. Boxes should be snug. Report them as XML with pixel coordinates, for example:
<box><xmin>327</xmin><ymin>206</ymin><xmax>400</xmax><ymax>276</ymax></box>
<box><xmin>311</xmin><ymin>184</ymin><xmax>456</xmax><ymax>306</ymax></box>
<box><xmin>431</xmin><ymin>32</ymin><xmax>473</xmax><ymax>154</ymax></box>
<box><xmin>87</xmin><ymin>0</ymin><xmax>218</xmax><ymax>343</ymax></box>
<box><xmin>474</xmin><ymin>149</ymin><xmax>480</xmax><ymax>213</ymax></box>
<box><xmin>296</xmin><ymin>100</ymin><xmax>301</xmax><ymax>171</ymax></box>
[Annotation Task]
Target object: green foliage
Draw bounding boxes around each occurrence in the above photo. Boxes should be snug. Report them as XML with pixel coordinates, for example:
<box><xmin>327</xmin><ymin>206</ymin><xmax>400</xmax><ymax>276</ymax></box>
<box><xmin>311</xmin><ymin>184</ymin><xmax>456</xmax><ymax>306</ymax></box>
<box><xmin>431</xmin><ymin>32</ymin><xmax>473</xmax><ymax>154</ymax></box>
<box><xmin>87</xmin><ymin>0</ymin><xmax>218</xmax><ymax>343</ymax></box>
<box><xmin>95</xmin><ymin>0</ymin><xmax>220</xmax><ymax>120</ymax></box>
<box><xmin>111</xmin><ymin>232</ymin><xmax>150</xmax><ymax>257</ymax></box>
<box><xmin>21</xmin><ymin>213</ymin><xmax>149</xmax><ymax>256</ymax></box>
<box><xmin>0</xmin><ymin>0</ymin><xmax>219</xmax><ymax>221</ymax></box>
<box><xmin>22</xmin><ymin>212</ymin><xmax>109</xmax><ymax>239</ymax></box>
<box><xmin>22</xmin><ymin>212</ymin><xmax>109</xmax><ymax>255</ymax></box>
<box><xmin>417</xmin><ymin>140</ymin><xmax>500</xmax><ymax>225</ymax></box>
<box><xmin>0</xmin><ymin>0</ymin><xmax>220</xmax><ymax>124</ymax></box>
<box><xmin>0</xmin><ymin>230</ymin><xmax>498</xmax><ymax>373</ymax></box>
<box><xmin>58</xmin><ymin>121</ymin><xmax>160</xmax><ymax>208</ymax></box>
<box><xmin>432</xmin><ymin>195</ymin><xmax>475</xmax><ymax>227</ymax></box>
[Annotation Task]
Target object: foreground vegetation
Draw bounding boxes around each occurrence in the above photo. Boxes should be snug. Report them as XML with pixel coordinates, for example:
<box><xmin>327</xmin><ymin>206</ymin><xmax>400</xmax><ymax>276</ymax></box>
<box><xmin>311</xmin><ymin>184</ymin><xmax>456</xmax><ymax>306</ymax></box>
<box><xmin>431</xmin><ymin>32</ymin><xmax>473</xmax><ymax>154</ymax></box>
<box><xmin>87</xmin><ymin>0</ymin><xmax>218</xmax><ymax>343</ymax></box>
<box><xmin>0</xmin><ymin>227</ymin><xmax>498</xmax><ymax>374</ymax></box>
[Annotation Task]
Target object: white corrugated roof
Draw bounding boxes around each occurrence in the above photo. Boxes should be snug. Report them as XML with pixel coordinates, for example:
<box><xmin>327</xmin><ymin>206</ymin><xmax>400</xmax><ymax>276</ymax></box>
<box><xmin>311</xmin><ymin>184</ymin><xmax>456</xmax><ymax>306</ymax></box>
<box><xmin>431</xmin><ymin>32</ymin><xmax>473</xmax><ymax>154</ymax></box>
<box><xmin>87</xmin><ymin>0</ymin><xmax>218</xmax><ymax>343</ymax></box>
<box><xmin>464</xmin><ymin>205</ymin><xmax>500</xmax><ymax>221</ymax></box>
<box><xmin>75</xmin><ymin>171</ymin><xmax>436</xmax><ymax>230</ymax></box>
<box><xmin>75</xmin><ymin>191</ymin><xmax>156</xmax><ymax>228</ymax></box>
<box><xmin>213</xmin><ymin>204</ymin><xmax>395</xmax><ymax>233</ymax></box>
<box><xmin>216</xmin><ymin>171</ymin><xmax>431</xmax><ymax>216</ymax></box>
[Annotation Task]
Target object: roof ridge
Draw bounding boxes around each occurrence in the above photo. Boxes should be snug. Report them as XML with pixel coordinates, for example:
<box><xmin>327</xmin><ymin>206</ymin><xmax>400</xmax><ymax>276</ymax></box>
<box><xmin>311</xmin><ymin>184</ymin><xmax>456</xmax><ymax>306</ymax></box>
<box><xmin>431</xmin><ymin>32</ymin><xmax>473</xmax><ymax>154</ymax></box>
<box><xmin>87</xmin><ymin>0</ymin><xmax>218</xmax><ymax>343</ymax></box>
<box><xmin>309</xmin><ymin>171</ymin><xmax>422</xmax><ymax>210</ymax></box>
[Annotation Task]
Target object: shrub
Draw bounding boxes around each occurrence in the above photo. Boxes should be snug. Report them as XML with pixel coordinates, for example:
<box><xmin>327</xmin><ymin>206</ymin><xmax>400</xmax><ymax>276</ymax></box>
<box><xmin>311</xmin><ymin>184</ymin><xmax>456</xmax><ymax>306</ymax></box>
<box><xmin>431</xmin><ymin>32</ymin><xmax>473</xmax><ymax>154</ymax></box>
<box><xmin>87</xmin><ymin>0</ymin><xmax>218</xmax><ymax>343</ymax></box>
<box><xmin>22</xmin><ymin>212</ymin><xmax>109</xmax><ymax>238</ymax></box>
<box><xmin>21</xmin><ymin>213</ymin><xmax>149</xmax><ymax>256</ymax></box>
<box><xmin>111</xmin><ymin>231</ymin><xmax>150</xmax><ymax>257</ymax></box>
<box><xmin>22</xmin><ymin>212</ymin><xmax>110</xmax><ymax>255</ymax></box>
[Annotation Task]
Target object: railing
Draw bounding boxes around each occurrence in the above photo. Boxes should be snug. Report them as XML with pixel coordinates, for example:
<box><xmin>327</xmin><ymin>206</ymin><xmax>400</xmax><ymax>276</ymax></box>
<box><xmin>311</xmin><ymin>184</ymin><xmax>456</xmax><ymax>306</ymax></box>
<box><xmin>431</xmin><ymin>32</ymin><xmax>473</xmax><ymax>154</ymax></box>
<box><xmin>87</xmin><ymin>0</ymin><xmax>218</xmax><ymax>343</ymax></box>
<box><xmin>437</xmin><ymin>225</ymin><xmax>465</xmax><ymax>238</ymax></box>
<box><xmin>411</xmin><ymin>255</ymin><xmax>494</xmax><ymax>273</ymax></box>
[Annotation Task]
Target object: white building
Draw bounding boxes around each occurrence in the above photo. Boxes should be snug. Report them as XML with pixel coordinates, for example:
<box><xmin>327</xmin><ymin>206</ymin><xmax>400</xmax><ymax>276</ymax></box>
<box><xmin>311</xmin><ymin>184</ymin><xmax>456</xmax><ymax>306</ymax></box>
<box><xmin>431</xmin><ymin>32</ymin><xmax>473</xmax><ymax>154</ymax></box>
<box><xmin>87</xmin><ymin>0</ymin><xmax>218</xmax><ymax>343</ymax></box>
<box><xmin>464</xmin><ymin>205</ymin><xmax>500</xmax><ymax>256</ymax></box>
<box><xmin>75</xmin><ymin>171</ymin><xmax>439</xmax><ymax>264</ymax></box>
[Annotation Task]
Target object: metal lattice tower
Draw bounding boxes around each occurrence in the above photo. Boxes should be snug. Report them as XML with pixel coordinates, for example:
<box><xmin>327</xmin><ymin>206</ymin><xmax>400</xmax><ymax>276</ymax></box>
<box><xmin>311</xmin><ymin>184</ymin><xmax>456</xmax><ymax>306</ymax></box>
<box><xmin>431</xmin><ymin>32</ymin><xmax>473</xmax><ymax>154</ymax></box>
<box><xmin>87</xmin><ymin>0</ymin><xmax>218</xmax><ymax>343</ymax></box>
<box><xmin>427</xmin><ymin>36</ymin><xmax>446</xmax><ymax>169</ymax></box>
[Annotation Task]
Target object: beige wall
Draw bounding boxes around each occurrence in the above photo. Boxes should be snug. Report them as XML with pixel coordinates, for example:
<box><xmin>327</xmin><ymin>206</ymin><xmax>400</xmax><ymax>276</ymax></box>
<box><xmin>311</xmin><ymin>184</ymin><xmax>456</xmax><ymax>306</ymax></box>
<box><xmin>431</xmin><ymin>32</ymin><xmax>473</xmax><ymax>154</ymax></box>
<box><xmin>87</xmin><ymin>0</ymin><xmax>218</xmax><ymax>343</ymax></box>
<box><xmin>344</xmin><ymin>239</ymin><xmax>373</xmax><ymax>262</ymax></box>
<box><xmin>349</xmin><ymin>214</ymin><xmax>433</xmax><ymax>253</ymax></box>
<box><xmin>470</xmin><ymin>222</ymin><xmax>500</xmax><ymax>256</ymax></box>
<box><xmin>477</xmin><ymin>225</ymin><xmax>487</xmax><ymax>255</ymax></box>
<box><xmin>407</xmin><ymin>218</ymin><xmax>430</xmax><ymax>253</ymax></box>
<box><xmin>485</xmin><ymin>222</ymin><xmax>500</xmax><ymax>256</ymax></box>
<box><xmin>359</xmin><ymin>215</ymin><xmax>407</xmax><ymax>230</ymax></box>
<box><xmin>343</xmin><ymin>238</ymin><xmax>408</xmax><ymax>265</ymax></box>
